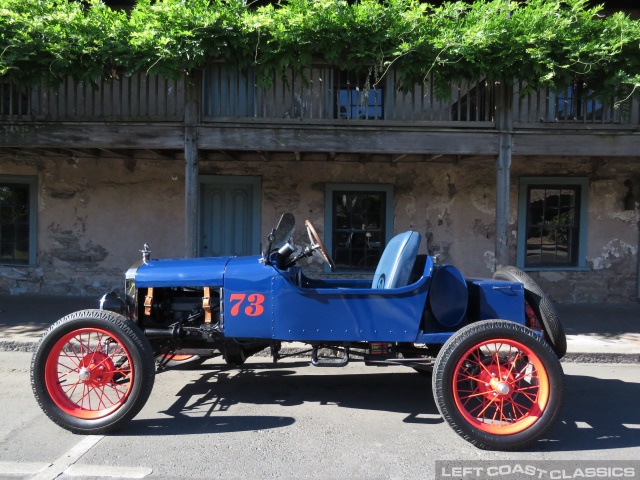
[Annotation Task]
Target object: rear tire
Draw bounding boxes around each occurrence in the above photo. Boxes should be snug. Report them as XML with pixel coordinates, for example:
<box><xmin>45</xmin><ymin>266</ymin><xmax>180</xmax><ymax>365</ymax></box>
<box><xmin>493</xmin><ymin>266</ymin><xmax>567</xmax><ymax>358</ymax></box>
<box><xmin>31</xmin><ymin>309</ymin><xmax>155</xmax><ymax>434</ymax></box>
<box><xmin>433</xmin><ymin>320</ymin><xmax>564</xmax><ymax>450</ymax></box>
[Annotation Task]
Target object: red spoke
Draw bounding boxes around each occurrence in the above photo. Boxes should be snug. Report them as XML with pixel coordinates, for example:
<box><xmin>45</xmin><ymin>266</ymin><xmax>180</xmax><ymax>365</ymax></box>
<box><xmin>96</xmin><ymin>386</ymin><xmax>110</xmax><ymax>410</ymax></box>
<box><xmin>62</xmin><ymin>380</ymin><xmax>81</xmax><ymax>395</ymax></box>
<box><xmin>459</xmin><ymin>390</ymin><xmax>492</xmax><ymax>400</ymax></box>
<box><xmin>509</xmin><ymin>398</ymin><xmax>534</xmax><ymax>415</ymax></box>
<box><xmin>517</xmin><ymin>391</ymin><xmax>539</xmax><ymax>404</ymax></box>
<box><xmin>57</xmin><ymin>363</ymin><xmax>77</xmax><ymax>374</ymax></box>
<box><xmin>467</xmin><ymin>397</ymin><xmax>490</xmax><ymax>416</ymax></box>
<box><xmin>491</xmin><ymin>400</ymin><xmax>501</xmax><ymax>423</ymax></box>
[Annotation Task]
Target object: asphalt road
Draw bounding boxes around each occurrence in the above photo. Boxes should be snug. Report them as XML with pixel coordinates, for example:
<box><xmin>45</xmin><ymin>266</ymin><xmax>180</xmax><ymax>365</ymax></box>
<box><xmin>1</xmin><ymin>353</ymin><xmax>639</xmax><ymax>480</ymax></box>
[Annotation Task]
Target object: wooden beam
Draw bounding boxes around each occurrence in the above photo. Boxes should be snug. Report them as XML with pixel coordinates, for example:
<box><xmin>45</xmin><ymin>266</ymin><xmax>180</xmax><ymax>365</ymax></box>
<box><xmin>0</xmin><ymin>123</ymin><xmax>184</xmax><ymax>149</ymax></box>
<box><xmin>196</xmin><ymin>125</ymin><xmax>500</xmax><ymax>155</ymax></box>
<box><xmin>184</xmin><ymin>74</ymin><xmax>200</xmax><ymax>258</ymax></box>
<box><xmin>3</xmin><ymin>120</ymin><xmax>637</xmax><ymax>156</ymax></box>
<box><xmin>495</xmin><ymin>81</ymin><xmax>514</xmax><ymax>269</ymax></box>
<box><xmin>512</xmin><ymin>132</ymin><xmax>640</xmax><ymax>157</ymax></box>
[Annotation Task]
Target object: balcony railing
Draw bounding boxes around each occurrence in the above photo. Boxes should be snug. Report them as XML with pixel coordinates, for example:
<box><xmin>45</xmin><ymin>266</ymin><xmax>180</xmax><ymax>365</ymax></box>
<box><xmin>1</xmin><ymin>74</ymin><xmax>184</xmax><ymax>121</ymax></box>
<box><xmin>2</xmin><ymin>68</ymin><xmax>638</xmax><ymax>127</ymax></box>
<box><xmin>513</xmin><ymin>80</ymin><xmax>639</xmax><ymax>126</ymax></box>
<box><xmin>201</xmin><ymin>65</ymin><xmax>495</xmax><ymax>125</ymax></box>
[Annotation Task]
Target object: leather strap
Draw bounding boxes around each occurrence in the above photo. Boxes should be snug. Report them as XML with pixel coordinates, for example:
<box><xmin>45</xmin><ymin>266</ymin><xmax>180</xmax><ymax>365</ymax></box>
<box><xmin>203</xmin><ymin>287</ymin><xmax>212</xmax><ymax>323</ymax></box>
<box><xmin>144</xmin><ymin>287</ymin><xmax>153</xmax><ymax>316</ymax></box>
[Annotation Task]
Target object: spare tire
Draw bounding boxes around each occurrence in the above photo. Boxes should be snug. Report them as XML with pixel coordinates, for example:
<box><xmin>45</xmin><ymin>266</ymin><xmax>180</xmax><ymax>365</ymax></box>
<box><xmin>493</xmin><ymin>266</ymin><xmax>567</xmax><ymax>359</ymax></box>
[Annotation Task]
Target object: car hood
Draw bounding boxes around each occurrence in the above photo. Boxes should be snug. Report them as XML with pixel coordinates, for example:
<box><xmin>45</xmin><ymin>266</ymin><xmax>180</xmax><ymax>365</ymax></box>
<box><xmin>132</xmin><ymin>256</ymin><xmax>233</xmax><ymax>288</ymax></box>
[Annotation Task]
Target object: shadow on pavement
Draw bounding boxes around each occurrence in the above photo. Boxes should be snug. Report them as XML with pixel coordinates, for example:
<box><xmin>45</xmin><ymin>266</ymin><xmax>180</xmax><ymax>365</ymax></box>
<box><xmin>532</xmin><ymin>373</ymin><xmax>640</xmax><ymax>452</ymax></box>
<box><xmin>118</xmin><ymin>363</ymin><xmax>640</xmax><ymax>453</ymax></box>
<box><xmin>118</xmin><ymin>366</ymin><xmax>441</xmax><ymax>437</ymax></box>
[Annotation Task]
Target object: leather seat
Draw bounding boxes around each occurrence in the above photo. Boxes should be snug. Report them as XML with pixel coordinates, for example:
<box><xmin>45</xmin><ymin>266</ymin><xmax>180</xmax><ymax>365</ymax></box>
<box><xmin>371</xmin><ymin>231</ymin><xmax>421</xmax><ymax>289</ymax></box>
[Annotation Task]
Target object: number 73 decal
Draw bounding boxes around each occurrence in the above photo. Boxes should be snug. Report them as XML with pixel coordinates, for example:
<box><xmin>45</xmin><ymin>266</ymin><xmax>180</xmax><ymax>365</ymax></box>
<box><xmin>228</xmin><ymin>293</ymin><xmax>266</xmax><ymax>317</ymax></box>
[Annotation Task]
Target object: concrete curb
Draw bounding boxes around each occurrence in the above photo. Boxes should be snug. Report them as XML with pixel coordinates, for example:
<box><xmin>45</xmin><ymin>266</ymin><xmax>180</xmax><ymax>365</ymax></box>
<box><xmin>560</xmin><ymin>352</ymin><xmax>640</xmax><ymax>364</ymax></box>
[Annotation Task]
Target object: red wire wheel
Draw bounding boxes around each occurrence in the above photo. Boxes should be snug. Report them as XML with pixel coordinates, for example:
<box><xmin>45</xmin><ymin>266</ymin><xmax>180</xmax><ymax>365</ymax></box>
<box><xmin>44</xmin><ymin>328</ymin><xmax>134</xmax><ymax>419</ymax></box>
<box><xmin>452</xmin><ymin>338</ymin><xmax>549</xmax><ymax>436</ymax></box>
<box><xmin>31</xmin><ymin>310</ymin><xmax>155</xmax><ymax>434</ymax></box>
<box><xmin>433</xmin><ymin>320</ymin><xmax>564</xmax><ymax>451</ymax></box>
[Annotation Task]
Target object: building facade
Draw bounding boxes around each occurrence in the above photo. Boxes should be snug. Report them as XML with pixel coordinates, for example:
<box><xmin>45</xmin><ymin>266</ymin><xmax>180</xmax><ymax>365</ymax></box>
<box><xmin>1</xmin><ymin>65</ymin><xmax>639</xmax><ymax>302</ymax></box>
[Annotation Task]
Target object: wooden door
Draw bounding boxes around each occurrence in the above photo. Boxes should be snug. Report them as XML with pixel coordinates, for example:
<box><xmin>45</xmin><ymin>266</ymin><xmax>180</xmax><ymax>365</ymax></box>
<box><xmin>199</xmin><ymin>176</ymin><xmax>261</xmax><ymax>257</ymax></box>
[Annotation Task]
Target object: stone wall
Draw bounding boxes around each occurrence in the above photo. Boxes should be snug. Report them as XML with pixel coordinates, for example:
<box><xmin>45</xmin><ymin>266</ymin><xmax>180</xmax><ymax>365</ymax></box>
<box><xmin>1</xmin><ymin>151</ymin><xmax>638</xmax><ymax>302</ymax></box>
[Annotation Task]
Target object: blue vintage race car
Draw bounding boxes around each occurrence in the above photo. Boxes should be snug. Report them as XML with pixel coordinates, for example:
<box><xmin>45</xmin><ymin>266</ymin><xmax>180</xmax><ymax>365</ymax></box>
<box><xmin>30</xmin><ymin>213</ymin><xmax>566</xmax><ymax>450</ymax></box>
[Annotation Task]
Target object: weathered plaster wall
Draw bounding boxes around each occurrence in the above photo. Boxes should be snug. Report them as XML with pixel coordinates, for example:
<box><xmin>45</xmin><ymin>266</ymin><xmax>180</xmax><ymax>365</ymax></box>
<box><xmin>510</xmin><ymin>156</ymin><xmax>640</xmax><ymax>303</ymax></box>
<box><xmin>200</xmin><ymin>154</ymin><xmax>499</xmax><ymax>278</ymax></box>
<box><xmin>1</xmin><ymin>152</ymin><xmax>638</xmax><ymax>302</ymax></box>
<box><xmin>1</xmin><ymin>153</ymin><xmax>184</xmax><ymax>295</ymax></box>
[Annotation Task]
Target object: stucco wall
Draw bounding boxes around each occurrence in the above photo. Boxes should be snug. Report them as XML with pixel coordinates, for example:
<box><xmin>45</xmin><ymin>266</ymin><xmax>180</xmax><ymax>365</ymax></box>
<box><xmin>1</xmin><ymin>152</ymin><xmax>638</xmax><ymax>302</ymax></box>
<box><xmin>510</xmin><ymin>156</ymin><xmax>640</xmax><ymax>303</ymax></box>
<box><xmin>1</xmin><ymin>153</ymin><xmax>184</xmax><ymax>295</ymax></box>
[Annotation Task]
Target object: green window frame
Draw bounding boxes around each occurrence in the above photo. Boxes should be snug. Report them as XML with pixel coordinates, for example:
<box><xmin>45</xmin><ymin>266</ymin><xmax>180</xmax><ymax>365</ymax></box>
<box><xmin>517</xmin><ymin>177</ymin><xmax>589</xmax><ymax>270</ymax></box>
<box><xmin>324</xmin><ymin>184</ymin><xmax>394</xmax><ymax>273</ymax></box>
<box><xmin>0</xmin><ymin>175</ymin><xmax>37</xmax><ymax>266</ymax></box>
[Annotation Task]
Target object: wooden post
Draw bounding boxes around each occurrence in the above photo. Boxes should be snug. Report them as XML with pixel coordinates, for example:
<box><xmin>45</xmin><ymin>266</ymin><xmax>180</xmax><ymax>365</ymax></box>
<box><xmin>495</xmin><ymin>80</ymin><xmax>514</xmax><ymax>269</ymax></box>
<box><xmin>184</xmin><ymin>73</ymin><xmax>200</xmax><ymax>258</ymax></box>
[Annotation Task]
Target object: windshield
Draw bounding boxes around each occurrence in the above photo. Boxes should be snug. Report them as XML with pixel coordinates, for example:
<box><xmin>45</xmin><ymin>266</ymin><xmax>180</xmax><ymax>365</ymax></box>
<box><xmin>273</xmin><ymin>212</ymin><xmax>295</xmax><ymax>249</ymax></box>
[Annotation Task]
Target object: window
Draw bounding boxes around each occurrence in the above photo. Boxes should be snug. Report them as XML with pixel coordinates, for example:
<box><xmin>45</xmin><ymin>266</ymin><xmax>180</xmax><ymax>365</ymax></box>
<box><xmin>335</xmin><ymin>71</ymin><xmax>384</xmax><ymax>120</ymax></box>
<box><xmin>554</xmin><ymin>78</ymin><xmax>605</xmax><ymax>123</ymax></box>
<box><xmin>517</xmin><ymin>178</ymin><xmax>589</xmax><ymax>270</ymax></box>
<box><xmin>324</xmin><ymin>184</ymin><xmax>393</xmax><ymax>272</ymax></box>
<box><xmin>0</xmin><ymin>176</ymin><xmax>37</xmax><ymax>265</ymax></box>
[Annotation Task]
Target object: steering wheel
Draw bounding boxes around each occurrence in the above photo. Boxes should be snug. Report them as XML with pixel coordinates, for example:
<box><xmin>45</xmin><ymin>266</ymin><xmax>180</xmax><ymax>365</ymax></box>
<box><xmin>305</xmin><ymin>220</ymin><xmax>336</xmax><ymax>271</ymax></box>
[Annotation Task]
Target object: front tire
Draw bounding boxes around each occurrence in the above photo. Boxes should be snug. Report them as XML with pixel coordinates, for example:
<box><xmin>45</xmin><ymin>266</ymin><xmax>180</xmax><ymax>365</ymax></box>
<box><xmin>31</xmin><ymin>309</ymin><xmax>155</xmax><ymax>434</ymax></box>
<box><xmin>433</xmin><ymin>320</ymin><xmax>564</xmax><ymax>450</ymax></box>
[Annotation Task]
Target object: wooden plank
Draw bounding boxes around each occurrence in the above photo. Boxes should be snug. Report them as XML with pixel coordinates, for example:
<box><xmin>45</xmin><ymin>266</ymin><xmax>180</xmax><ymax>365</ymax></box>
<box><xmin>0</xmin><ymin>123</ymin><xmax>185</xmax><ymax>148</ymax></box>
<box><xmin>128</xmin><ymin>74</ymin><xmax>138</xmax><ymax>117</ymax></box>
<box><xmin>148</xmin><ymin>76</ymin><xmax>157</xmax><ymax>117</ymax></box>
<box><xmin>196</xmin><ymin>125</ymin><xmax>500</xmax><ymax>155</ymax></box>
<box><xmin>120</xmin><ymin>76</ymin><xmax>130</xmax><ymax>117</ymax></box>
<box><xmin>166</xmin><ymin>78</ymin><xmax>177</xmax><ymax>117</ymax></box>
<box><xmin>513</xmin><ymin>132</ymin><xmax>640</xmax><ymax>156</ymax></box>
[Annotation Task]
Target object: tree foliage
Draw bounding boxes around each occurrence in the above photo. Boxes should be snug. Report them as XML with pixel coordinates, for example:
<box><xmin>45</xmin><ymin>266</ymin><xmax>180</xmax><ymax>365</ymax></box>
<box><xmin>0</xmin><ymin>0</ymin><xmax>638</xmax><ymax>98</ymax></box>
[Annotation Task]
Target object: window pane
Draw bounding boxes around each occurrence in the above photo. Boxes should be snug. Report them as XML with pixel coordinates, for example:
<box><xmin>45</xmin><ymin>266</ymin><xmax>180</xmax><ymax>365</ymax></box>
<box><xmin>525</xmin><ymin>185</ymin><xmax>580</xmax><ymax>268</ymax></box>
<box><xmin>0</xmin><ymin>182</ymin><xmax>31</xmax><ymax>265</ymax></box>
<box><xmin>335</xmin><ymin>71</ymin><xmax>384</xmax><ymax>120</ymax></box>
<box><xmin>332</xmin><ymin>190</ymin><xmax>386</xmax><ymax>271</ymax></box>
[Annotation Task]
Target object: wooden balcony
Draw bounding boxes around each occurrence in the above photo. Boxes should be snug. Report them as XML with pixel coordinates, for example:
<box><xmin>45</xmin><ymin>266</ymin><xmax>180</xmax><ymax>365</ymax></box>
<box><xmin>1</xmin><ymin>67</ymin><xmax>639</xmax><ymax>157</ymax></box>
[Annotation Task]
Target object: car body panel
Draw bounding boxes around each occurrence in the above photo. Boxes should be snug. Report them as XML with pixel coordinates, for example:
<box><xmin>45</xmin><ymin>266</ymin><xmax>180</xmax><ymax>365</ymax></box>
<box><xmin>134</xmin><ymin>257</ymin><xmax>232</xmax><ymax>288</ymax></box>
<box><xmin>222</xmin><ymin>255</ymin><xmax>434</xmax><ymax>342</ymax></box>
